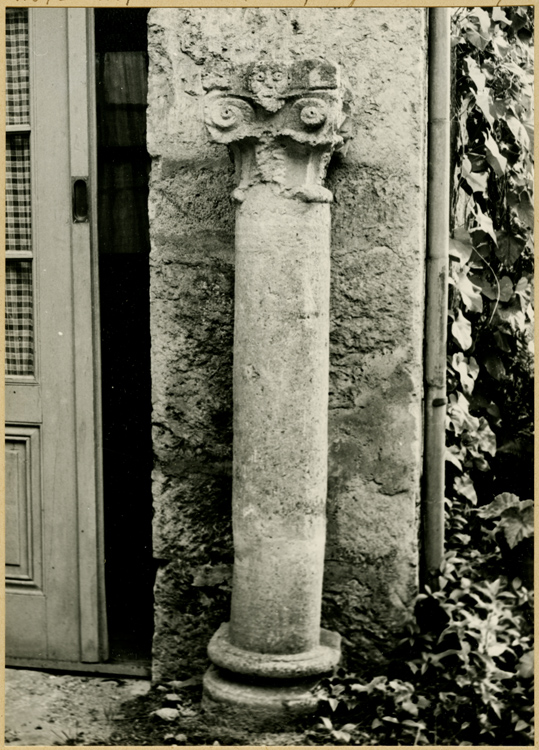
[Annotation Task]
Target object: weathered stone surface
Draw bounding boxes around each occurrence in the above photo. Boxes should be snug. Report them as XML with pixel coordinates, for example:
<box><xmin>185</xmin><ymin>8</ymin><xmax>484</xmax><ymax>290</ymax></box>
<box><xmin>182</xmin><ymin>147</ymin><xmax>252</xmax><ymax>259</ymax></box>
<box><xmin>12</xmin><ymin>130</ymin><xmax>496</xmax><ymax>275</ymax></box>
<box><xmin>148</xmin><ymin>159</ymin><xmax>235</xmax><ymax>682</ymax></box>
<box><xmin>208</xmin><ymin>623</ymin><xmax>340</xmax><ymax>679</ymax></box>
<box><xmin>148</xmin><ymin>7</ymin><xmax>427</xmax><ymax>681</ymax></box>
<box><xmin>203</xmin><ymin>57</ymin><xmax>347</xmax><ymax>204</ymax></box>
<box><xmin>229</xmin><ymin>187</ymin><xmax>332</xmax><ymax>657</ymax></box>
<box><xmin>202</xmin><ymin>665</ymin><xmax>319</xmax><ymax>731</ymax></box>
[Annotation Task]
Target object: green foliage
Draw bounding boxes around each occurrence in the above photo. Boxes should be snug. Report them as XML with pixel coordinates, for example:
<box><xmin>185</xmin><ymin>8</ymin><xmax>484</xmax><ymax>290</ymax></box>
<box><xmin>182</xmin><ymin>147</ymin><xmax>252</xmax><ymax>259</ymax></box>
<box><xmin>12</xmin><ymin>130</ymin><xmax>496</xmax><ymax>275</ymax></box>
<box><xmin>309</xmin><ymin>524</ymin><xmax>534</xmax><ymax>745</ymax></box>
<box><xmin>477</xmin><ymin>492</ymin><xmax>534</xmax><ymax>550</ymax></box>
<box><xmin>308</xmin><ymin>8</ymin><xmax>534</xmax><ymax>745</ymax></box>
<box><xmin>447</xmin><ymin>6</ymin><xmax>534</xmax><ymax>508</ymax></box>
<box><xmin>313</xmin><ymin>446</ymin><xmax>534</xmax><ymax>745</ymax></box>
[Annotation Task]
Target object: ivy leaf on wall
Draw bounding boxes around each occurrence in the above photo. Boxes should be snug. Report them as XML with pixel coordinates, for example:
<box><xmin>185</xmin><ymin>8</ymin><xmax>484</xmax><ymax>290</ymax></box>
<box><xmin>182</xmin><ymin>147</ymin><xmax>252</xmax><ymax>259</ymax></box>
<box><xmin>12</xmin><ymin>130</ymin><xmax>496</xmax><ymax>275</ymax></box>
<box><xmin>475</xmin><ymin>91</ymin><xmax>495</xmax><ymax>126</ymax></box>
<box><xmin>506</xmin><ymin>115</ymin><xmax>531</xmax><ymax>151</ymax></box>
<box><xmin>464</xmin><ymin>56</ymin><xmax>487</xmax><ymax>91</ymax></box>
<box><xmin>478</xmin><ymin>495</ymin><xmax>534</xmax><ymax>549</ymax></box>
<box><xmin>518</xmin><ymin>650</ymin><xmax>534</xmax><ymax>679</ymax></box>
<box><xmin>447</xmin><ymin>391</ymin><xmax>480</xmax><ymax>435</ymax></box>
<box><xmin>507</xmin><ymin>190</ymin><xmax>534</xmax><ymax>230</ymax></box>
<box><xmin>484</xmin><ymin>135</ymin><xmax>507</xmax><ymax>176</ymax></box>
<box><xmin>495</xmin><ymin>231</ymin><xmax>526</xmax><ymax>266</ymax></box>
<box><xmin>453</xmin><ymin>267</ymin><xmax>483</xmax><ymax>312</ymax></box>
<box><xmin>476</xmin><ymin>275</ymin><xmax>513</xmax><ymax>303</ymax></box>
<box><xmin>514</xmin><ymin>276</ymin><xmax>531</xmax><ymax>298</ymax></box>
<box><xmin>454</xmin><ymin>474</ymin><xmax>478</xmax><ymax>505</ymax></box>
<box><xmin>472</xmin><ymin>211</ymin><xmax>497</xmax><ymax>244</ymax></box>
<box><xmin>497</xmin><ymin>276</ymin><xmax>514</xmax><ymax>302</ymax></box>
<box><xmin>499</xmin><ymin>505</ymin><xmax>534</xmax><ymax>548</ymax></box>
<box><xmin>451</xmin><ymin>310</ymin><xmax>473</xmax><ymax>351</ymax></box>
<box><xmin>449</xmin><ymin>228</ymin><xmax>474</xmax><ymax>264</ymax></box>
<box><xmin>446</xmin><ymin>445</ymin><xmax>464</xmax><ymax>471</ymax></box>
<box><xmin>477</xmin><ymin>492</ymin><xmax>520</xmax><ymax>519</ymax></box>
<box><xmin>476</xmin><ymin>417</ymin><xmax>497</xmax><ymax>456</ymax></box>
<box><xmin>483</xmin><ymin>353</ymin><xmax>506</xmax><ymax>381</ymax></box>
<box><xmin>493</xmin><ymin>329</ymin><xmax>512</xmax><ymax>353</ymax></box>
<box><xmin>462</xmin><ymin>156</ymin><xmax>488</xmax><ymax>194</ymax></box>
<box><xmin>465</xmin><ymin>170</ymin><xmax>489</xmax><ymax>195</ymax></box>
<box><xmin>491</xmin><ymin>7</ymin><xmax>510</xmax><ymax>26</ymax></box>
<box><xmin>465</xmin><ymin>11</ymin><xmax>492</xmax><ymax>51</ymax></box>
<box><xmin>452</xmin><ymin>353</ymin><xmax>479</xmax><ymax>395</ymax></box>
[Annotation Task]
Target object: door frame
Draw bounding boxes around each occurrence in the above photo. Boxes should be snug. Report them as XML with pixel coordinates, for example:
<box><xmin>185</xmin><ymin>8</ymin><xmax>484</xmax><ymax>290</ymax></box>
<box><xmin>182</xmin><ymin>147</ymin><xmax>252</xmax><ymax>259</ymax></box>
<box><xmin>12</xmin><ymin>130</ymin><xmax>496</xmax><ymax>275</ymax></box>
<box><xmin>5</xmin><ymin>7</ymin><xmax>109</xmax><ymax>669</ymax></box>
<box><xmin>66</xmin><ymin>6</ymin><xmax>107</xmax><ymax>665</ymax></box>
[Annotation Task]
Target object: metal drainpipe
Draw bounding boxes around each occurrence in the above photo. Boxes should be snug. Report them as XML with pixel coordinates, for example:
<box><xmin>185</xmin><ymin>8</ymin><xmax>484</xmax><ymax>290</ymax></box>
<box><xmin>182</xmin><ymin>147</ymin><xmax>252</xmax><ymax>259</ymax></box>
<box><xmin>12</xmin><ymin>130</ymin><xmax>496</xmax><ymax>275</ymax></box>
<box><xmin>423</xmin><ymin>7</ymin><xmax>451</xmax><ymax>585</ymax></box>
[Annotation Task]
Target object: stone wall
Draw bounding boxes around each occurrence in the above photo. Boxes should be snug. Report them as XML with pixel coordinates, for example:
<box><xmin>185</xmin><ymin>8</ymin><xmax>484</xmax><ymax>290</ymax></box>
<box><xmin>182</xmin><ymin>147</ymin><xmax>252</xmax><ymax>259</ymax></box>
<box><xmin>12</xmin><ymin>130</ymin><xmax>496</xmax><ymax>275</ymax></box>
<box><xmin>147</xmin><ymin>7</ymin><xmax>427</xmax><ymax>682</ymax></box>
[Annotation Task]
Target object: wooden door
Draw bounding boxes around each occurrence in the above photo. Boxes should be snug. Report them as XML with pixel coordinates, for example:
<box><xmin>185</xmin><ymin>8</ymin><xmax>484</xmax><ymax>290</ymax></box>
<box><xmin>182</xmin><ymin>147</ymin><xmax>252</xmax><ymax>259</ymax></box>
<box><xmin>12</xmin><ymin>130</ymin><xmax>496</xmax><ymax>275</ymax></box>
<box><xmin>5</xmin><ymin>8</ymin><xmax>107</xmax><ymax>665</ymax></box>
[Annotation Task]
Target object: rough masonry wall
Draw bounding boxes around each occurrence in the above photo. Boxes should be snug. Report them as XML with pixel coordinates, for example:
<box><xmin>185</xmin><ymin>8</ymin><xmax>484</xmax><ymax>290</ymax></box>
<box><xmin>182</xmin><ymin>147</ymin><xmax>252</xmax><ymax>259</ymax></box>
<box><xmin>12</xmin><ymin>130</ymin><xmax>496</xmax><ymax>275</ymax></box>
<box><xmin>148</xmin><ymin>7</ymin><xmax>427</xmax><ymax>682</ymax></box>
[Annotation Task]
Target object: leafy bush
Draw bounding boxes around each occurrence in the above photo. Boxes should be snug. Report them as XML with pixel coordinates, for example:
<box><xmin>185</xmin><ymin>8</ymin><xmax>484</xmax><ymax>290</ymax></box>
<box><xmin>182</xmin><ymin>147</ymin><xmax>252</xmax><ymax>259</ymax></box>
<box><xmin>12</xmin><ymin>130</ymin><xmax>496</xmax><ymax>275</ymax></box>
<box><xmin>308</xmin><ymin>8</ymin><xmax>534</xmax><ymax>745</ymax></box>
<box><xmin>310</xmin><ymin>521</ymin><xmax>534</xmax><ymax>745</ymax></box>
<box><xmin>447</xmin><ymin>6</ymin><xmax>534</xmax><ymax>510</ymax></box>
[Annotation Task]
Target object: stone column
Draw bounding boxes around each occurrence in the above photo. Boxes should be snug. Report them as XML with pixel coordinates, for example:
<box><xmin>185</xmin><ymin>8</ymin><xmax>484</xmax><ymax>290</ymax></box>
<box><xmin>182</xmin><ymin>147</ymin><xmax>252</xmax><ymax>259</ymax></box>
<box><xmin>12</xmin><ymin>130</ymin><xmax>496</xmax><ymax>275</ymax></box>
<box><xmin>202</xmin><ymin>60</ymin><xmax>347</xmax><ymax>729</ymax></box>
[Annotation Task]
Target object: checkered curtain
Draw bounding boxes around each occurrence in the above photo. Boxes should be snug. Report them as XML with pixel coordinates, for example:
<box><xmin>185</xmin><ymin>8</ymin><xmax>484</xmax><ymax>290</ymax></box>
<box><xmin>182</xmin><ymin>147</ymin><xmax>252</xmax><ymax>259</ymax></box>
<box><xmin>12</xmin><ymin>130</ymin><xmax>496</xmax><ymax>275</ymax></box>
<box><xmin>6</xmin><ymin>135</ymin><xmax>32</xmax><ymax>253</ymax></box>
<box><xmin>6</xmin><ymin>9</ymin><xmax>30</xmax><ymax>127</ymax></box>
<box><xmin>5</xmin><ymin>9</ymin><xmax>34</xmax><ymax>376</ymax></box>
<box><xmin>5</xmin><ymin>262</ymin><xmax>34</xmax><ymax>376</ymax></box>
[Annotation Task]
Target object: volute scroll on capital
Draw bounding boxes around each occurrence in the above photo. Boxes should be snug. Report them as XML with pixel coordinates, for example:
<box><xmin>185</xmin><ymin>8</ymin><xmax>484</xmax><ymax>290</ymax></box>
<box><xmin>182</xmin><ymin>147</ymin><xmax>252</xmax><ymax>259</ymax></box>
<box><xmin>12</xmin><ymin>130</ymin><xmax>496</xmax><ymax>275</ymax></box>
<box><xmin>203</xmin><ymin>59</ymin><xmax>350</xmax><ymax>203</ymax></box>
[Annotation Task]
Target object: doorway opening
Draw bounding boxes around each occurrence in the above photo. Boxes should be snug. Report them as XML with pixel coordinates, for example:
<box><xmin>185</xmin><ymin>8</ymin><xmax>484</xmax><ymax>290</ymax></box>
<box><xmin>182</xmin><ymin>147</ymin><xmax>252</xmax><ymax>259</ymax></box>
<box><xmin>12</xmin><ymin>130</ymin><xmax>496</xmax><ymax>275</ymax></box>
<box><xmin>95</xmin><ymin>9</ymin><xmax>155</xmax><ymax>669</ymax></box>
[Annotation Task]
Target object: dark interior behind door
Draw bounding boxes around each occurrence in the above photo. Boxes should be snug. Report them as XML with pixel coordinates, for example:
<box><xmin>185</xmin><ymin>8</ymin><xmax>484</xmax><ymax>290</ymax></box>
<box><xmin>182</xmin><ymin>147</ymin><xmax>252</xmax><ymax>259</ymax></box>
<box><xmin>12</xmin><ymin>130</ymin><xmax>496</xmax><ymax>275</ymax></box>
<box><xmin>95</xmin><ymin>8</ymin><xmax>154</xmax><ymax>665</ymax></box>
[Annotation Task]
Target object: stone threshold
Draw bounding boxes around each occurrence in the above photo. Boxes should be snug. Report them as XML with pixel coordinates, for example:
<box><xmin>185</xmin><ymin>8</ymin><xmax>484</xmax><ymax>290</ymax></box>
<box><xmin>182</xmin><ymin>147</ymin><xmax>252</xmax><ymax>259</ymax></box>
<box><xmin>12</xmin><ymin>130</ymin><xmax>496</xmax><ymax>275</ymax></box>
<box><xmin>6</xmin><ymin>655</ymin><xmax>151</xmax><ymax>678</ymax></box>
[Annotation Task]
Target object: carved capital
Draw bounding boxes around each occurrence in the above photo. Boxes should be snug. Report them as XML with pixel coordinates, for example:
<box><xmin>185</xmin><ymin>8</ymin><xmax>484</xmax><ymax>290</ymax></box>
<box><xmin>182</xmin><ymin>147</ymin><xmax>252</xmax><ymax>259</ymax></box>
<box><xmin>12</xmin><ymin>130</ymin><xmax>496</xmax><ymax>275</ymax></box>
<box><xmin>204</xmin><ymin>60</ymin><xmax>348</xmax><ymax>203</ymax></box>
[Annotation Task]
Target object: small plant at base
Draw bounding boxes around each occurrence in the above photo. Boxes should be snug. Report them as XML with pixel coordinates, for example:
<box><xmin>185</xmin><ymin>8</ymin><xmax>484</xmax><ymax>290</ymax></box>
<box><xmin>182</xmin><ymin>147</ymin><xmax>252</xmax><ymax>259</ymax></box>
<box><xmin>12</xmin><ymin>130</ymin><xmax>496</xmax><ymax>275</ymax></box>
<box><xmin>311</xmin><ymin>500</ymin><xmax>533</xmax><ymax>746</ymax></box>
<box><xmin>312</xmin><ymin>588</ymin><xmax>533</xmax><ymax>742</ymax></box>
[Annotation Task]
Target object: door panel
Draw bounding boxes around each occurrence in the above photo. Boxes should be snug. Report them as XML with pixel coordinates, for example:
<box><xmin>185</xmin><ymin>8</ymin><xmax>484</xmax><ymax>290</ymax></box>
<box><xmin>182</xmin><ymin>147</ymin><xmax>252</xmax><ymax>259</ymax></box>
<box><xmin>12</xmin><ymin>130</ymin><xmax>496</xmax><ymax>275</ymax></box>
<box><xmin>5</xmin><ymin>8</ymin><xmax>106</xmax><ymax>664</ymax></box>
<box><xmin>5</xmin><ymin>427</ymin><xmax>42</xmax><ymax>586</ymax></box>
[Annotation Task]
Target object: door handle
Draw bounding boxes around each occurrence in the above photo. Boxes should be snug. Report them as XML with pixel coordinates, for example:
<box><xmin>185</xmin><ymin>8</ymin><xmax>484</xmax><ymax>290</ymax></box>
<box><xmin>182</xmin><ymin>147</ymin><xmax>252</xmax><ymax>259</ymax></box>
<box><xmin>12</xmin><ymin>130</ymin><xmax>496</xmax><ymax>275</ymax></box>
<box><xmin>72</xmin><ymin>177</ymin><xmax>89</xmax><ymax>223</ymax></box>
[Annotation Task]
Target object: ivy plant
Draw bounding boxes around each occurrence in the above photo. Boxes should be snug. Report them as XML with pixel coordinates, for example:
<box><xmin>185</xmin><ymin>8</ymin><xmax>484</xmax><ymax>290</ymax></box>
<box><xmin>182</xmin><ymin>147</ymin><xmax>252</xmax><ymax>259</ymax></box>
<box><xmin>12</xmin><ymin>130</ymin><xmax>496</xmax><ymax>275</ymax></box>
<box><xmin>447</xmin><ymin>6</ymin><xmax>534</xmax><ymax>514</ymax></box>
<box><xmin>307</xmin><ymin>8</ymin><xmax>534</xmax><ymax>745</ymax></box>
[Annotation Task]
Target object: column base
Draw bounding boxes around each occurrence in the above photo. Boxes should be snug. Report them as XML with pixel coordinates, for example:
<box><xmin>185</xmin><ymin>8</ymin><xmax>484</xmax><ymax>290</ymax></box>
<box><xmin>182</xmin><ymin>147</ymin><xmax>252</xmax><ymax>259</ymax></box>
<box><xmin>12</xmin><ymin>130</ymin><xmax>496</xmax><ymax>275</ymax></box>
<box><xmin>208</xmin><ymin>623</ymin><xmax>341</xmax><ymax>678</ymax></box>
<box><xmin>202</xmin><ymin>665</ymin><xmax>320</xmax><ymax>732</ymax></box>
<box><xmin>203</xmin><ymin>625</ymin><xmax>341</xmax><ymax>731</ymax></box>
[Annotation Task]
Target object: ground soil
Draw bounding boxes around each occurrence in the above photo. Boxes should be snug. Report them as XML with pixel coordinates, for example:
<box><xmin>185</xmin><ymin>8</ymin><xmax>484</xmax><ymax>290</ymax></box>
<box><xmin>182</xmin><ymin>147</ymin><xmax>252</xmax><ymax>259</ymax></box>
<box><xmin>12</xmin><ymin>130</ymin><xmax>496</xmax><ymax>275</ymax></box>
<box><xmin>4</xmin><ymin>668</ymin><xmax>152</xmax><ymax>746</ymax></box>
<box><xmin>4</xmin><ymin>668</ymin><xmax>314</xmax><ymax>746</ymax></box>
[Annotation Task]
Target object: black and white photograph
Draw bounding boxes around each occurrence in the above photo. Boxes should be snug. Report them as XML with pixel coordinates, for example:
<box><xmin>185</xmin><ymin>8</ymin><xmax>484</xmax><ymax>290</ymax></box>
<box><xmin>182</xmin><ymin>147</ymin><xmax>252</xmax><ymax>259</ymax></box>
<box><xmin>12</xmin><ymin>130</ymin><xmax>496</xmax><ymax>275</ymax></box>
<box><xmin>4</xmin><ymin>3</ymin><xmax>534</xmax><ymax>745</ymax></box>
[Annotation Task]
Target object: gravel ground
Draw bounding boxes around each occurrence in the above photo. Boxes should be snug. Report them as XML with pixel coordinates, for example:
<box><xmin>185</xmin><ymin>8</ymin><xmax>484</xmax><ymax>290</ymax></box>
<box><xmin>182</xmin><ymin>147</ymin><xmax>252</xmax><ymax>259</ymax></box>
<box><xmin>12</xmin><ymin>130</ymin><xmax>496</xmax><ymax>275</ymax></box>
<box><xmin>4</xmin><ymin>668</ymin><xmax>317</xmax><ymax>746</ymax></box>
<box><xmin>4</xmin><ymin>668</ymin><xmax>151</xmax><ymax>746</ymax></box>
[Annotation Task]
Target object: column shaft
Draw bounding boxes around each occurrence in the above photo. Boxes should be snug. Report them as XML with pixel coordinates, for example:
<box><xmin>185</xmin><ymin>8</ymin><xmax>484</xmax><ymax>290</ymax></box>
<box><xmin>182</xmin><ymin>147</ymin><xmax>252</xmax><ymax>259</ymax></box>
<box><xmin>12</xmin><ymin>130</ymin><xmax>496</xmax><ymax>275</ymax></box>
<box><xmin>231</xmin><ymin>187</ymin><xmax>330</xmax><ymax>654</ymax></box>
